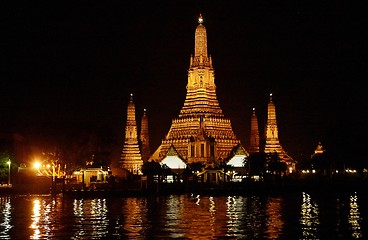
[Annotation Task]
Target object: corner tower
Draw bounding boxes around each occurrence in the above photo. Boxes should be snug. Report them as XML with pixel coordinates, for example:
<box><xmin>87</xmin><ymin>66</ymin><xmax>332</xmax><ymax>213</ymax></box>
<box><xmin>150</xmin><ymin>14</ymin><xmax>241</xmax><ymax>165</ymax></box>
<box><xmin>264</xmin><ymin>93</ymin><xmax>295</xmax><ymax>173</ymax></box>
<box><xmin>249</xmin><ymin>108</ymin><xmax>260</xmax><ymax>153</ymax></box>
<box><xmin>120</xmin><ymin>94</ymin><xmax>143</xmax><ymax>174</ymax></box>
<box><xmin>264</xmin><ymin>94</ymin><xmax>283</xmax><ymax>153</ymax></box>
<box><xmin>140</xmin><ymin>109</ymin><xmax>151</xmax><ymax>163</ymax></box>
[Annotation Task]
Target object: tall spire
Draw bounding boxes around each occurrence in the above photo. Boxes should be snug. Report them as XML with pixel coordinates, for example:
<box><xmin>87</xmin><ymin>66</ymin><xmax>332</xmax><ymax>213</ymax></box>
<box><xmin>249</xmin><ymin>108</ymin><xmax>260</xmax><ymax>153</ymax></box>
<box><xmin>140</xmin><ymin>108</ymin><xmax>151</xmax><ymax>163</ymax></box>
<box><xmin>183</xmin><ymin>13</ymin><xmax>219</xmax><ymax>117</ymax></box>
<box><xmin>194</xmin><ymin>13</ymin><xmax>208</xmax><ymax>58</ymax></box>
<box><xmin>149</xmin><ymin>14</ymin><xmax>242</xmax><ymax>164</ymax></box>
<box><xmin>120</xmin><ymin>94</ymin><xmax>143</xmax><ymax>174</ymax></box>
<box><xmin>264</xmin><ymin>93</ymin><xmax>282</xmax><ymax>153</ymax></box>
<box><xmin>264</xmin><ymin>93</ymin><xmax>296</xmax><ymax>173</ymax></box>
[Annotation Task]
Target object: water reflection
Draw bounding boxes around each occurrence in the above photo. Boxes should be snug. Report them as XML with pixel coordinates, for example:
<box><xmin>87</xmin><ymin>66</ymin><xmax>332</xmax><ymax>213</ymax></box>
<box><xmin>181</xmin><ymin>195</ymin><xmax>218</xmax><ymax>238</ymax></box>
<box><xmin>30</xmin><ymin>199</ymin><xmax>41</xmax><ymax>239</ymax></box>
<box><xmin>300</xmin><ymin>192</ymin><xmax>320</xmax><ymax>239</ymax></box>
<box><xmin>72</xmin><ymin>198</ymin><xmax>109</xmax><ymax>239</ymax></box>
<box><xmin>122</xmin><ymin>197</ymin><xmax>149</xmax><ymax>239</ymax></box>
<box><xmin>225</xmin><ymin>196</ymin><xmax>255</xmax><ymax>238</ymax></box>
<box><xmin>182</xmin><ymin>195</ymin><xmax>265</xmax><ymax>239</ymax></box>
<box><xmin>244</xmin><ymin>195</ymin><xmax>263</xmax><ymax>239</ymax></box>
<box><xmin>29</xmin><ymin>197</ymin><xmax>59</xmax><ymax>239</ymax></box>
<box><xmin>0</xmin><ymin>196</ymin><xmax>12</xmax><ymax>239</ymax></box>
<box><xmin>349</xmin><ymin>193</ymin><xmax>362</xmax><ymax>238</ymax></box>
<box><xmin>226</xmin><ymin>196</ymin><xmax>240</xmax><ymax>236</ymax></box>
<box><xmin>0</xmin><ymin>192</ymin><xmax>367</xmax><ymax>239</ymax></box>
<box><xmin>265</xmin><ymin>197</ymin><xmax>284</xmax><ymax>239</ymax></box>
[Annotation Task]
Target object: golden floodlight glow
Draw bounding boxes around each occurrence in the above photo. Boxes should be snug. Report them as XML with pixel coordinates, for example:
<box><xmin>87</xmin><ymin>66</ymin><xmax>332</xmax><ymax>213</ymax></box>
<box><xmin>34</xmin><ymin>162</ymin><xmax>41</xmax><ymax>169</ymax></box>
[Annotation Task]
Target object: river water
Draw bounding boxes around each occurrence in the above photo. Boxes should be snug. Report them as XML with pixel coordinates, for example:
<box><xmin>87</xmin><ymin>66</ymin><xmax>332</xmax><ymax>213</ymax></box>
<box><xmin>0</xmin><ymin>190</ymin><xmax>367</xmax><ymax>239</ymax></box>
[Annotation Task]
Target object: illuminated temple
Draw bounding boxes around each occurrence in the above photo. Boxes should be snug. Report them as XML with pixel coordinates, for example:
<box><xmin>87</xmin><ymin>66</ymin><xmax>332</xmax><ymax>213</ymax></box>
<box><xmin>119</xmin><ymin>15</ymin><xmax>296</xmax><ymax>175</ymax></box>
<box><xmin>149</xmin><ymin>14</ymin><xmax>241</xmax><ymax>165</ymax></box>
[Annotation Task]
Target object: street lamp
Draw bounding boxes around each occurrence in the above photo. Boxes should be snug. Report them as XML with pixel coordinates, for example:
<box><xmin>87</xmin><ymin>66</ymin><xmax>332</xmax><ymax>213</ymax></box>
<box><xmin>7</xmin><ymin>160</ymin><xmax>11</xmax><ymax>186</ymax></box>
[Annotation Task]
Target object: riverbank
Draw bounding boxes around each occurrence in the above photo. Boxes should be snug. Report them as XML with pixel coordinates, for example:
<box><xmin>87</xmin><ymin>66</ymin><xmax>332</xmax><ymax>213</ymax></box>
<box><xmin>4</xmin><ymin>176</ymin><xmax>367</xmax><ymax>197</ymax></box>
<box><xmin>60</xmin><ymin>178</ymin><xmax>368</xmax><ymax>198</ymax></box>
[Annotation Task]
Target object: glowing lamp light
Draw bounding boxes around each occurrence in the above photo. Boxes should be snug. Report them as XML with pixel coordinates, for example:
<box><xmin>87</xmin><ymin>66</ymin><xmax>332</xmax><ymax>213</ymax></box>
<box><xmin>34</xmin><ymin>162</ymin><xmax>41</xmax><ymax>169</ymax></box>
<box><xmin>198</xmin><ymin>14</ymin><xmax>203</xmax><ymax>24</ymax></box>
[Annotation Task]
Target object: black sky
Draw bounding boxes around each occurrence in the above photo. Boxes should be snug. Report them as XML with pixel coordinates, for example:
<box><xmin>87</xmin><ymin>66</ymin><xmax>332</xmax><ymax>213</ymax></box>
<box><xmin>1</xmin><ymin>1</ymin><xmax>366</xmax><ymax>163</ymax></box>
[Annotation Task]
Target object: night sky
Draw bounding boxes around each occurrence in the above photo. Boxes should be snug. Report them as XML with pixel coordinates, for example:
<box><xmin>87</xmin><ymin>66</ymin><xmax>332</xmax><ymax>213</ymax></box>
<box><xmin>1</xmin><ymin>1</ymin><xmax>365</xmax><ymax>163</ymax></box>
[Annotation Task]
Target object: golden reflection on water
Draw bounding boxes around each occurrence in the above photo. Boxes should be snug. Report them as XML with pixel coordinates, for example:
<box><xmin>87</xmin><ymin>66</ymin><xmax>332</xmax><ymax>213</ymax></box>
<box><xmin>265</xmin><ymin>197</ymin><xmax>284</xmax><ymax>239</ymax></box>
<box><xmin>30</xmin><ymin>198</ymin><xmax>57</xmax><ymax>239</ymax></box>
<box><xmin>1</xmin><ymin>193</ymin><xmax>366</xmax><ymax>239</ymax></box>
<box><xmin>226</xmin><ymin>196</ymin><xmax>248</xmax><ymax>238</ymax></box>
<box><xmin>179</xmin><ymin>195</ymin><xmax>221</xmax><ymax>238</ymax></box>
<box><xmin>0</xmin><ymin>196</ymin><xmax>12</xmax><ymax>239</ymax></box>
<box><xmin>161</xmin><ymin>195</ymin><xmax>186</xmax><ymax>238</ymax></box>
<box><xmin>349</xmin><ymin>193</ymin><xmax>362</xmax><ymax>238</ymax></box>
<box><xmin>180</xmin><ymin>195</ymin><xmax>264</xmax><ymax>239</ymax></box>
<box><xmin>30</xmin><ymin>199</ymin><xmax>41</xmax><ymax>239</ymax></box>
<box><xmin>72</xmin><ymin>198</ymin><xmax>108</xmax><ymax>239</ymax></box>
<box><xmin>226</xmin><ymin>196</ymin><xmax>238</xmax><ymax>235</ymax></box>
<box><xmin>122</xmin><ymin>197</ymin><xmax>149</xmax><ymax>239</ymax></box>
<box><xmin>300</xmin><ymin>192</ymin><xmax>320</xmax><ymax>239</ymax></box>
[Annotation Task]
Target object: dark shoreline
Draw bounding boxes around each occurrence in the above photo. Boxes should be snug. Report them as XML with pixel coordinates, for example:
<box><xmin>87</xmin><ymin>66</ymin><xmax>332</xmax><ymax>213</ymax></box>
<box><xmin>2</xmin><ymin>179</ymin><xmax>366</xmax><ymax>198</ymax></box>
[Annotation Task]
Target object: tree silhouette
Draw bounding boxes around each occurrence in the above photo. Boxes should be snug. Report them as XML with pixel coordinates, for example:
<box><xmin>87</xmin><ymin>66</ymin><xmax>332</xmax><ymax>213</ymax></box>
<box><xmin>245</xmin><ymin>152</ymin><xmax>267</xmax><ymax>176</ymax></box>
<box><xmin>141</xmin><ymin>161</ymin><xmax>162</xmax><ymax>176</ymax></box>
<box><xmin>266</xmin><ymin>152</ymin><xmax>286</xmax><ymax>177</ymax></box>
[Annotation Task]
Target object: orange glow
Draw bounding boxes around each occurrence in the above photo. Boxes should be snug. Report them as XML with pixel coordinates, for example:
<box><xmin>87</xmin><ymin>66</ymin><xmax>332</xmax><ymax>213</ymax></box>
<box><xmin>33</xmin><ymin>162</ymin><xmax>41</xmax><ymax>169</ymax></box>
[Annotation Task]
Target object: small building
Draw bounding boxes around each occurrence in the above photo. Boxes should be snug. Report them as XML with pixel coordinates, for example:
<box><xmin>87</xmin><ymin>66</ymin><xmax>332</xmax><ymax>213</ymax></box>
<box><xmin>73</xmin><ymin>167</ymin><xmax>110</xmax><ymax>188</ymax></box>
<box><xmin>196</xmin><ymin>169</ymin><xmax>230</xmax><ymax>184</ymax></box>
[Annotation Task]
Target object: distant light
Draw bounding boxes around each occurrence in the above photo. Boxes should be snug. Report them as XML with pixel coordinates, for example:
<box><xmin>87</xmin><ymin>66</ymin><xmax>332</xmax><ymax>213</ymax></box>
<box><xmin>198</xmin><ymin>14</ymin><xmax>203</xmax><ymax>24</ymax></box>
<box><xmin>7</xmin><ymin>160</ymin><xmax>11</xmax><ymax>165</ymax></box>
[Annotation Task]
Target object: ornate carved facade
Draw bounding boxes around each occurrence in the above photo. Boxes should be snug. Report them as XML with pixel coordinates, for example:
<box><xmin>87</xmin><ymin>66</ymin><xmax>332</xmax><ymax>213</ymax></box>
<box><xmin>150</xmin><ymin>15</ymin><xmax>241</xmax><ymax>165</ymax></box>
